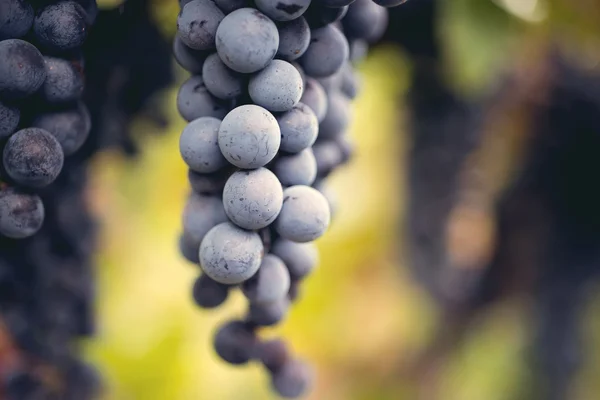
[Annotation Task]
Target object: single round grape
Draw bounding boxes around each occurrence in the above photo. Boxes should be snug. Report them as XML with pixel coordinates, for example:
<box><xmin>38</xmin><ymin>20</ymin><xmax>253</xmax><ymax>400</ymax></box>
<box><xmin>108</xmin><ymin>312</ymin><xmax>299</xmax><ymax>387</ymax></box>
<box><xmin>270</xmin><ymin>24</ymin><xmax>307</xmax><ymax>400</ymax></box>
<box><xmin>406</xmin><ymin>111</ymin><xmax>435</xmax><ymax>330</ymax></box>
<box><xmin>215</xmin><ymin>8</ymin><xmax>279</xmax><ymax>73</ymax></box>
<box><xmin>0</xmin><ymin>101</ymin><xmax>20</xmax><ymax>139</ymax></box>
<box><xmin>31</xmin><ymin>102</ymin><xmax>91</xmax><ymax>156</ymax></box>
<box><xmin>33</xmin><ymin>1</ymin><xmax>88</xmax><ymax>51</ymax></box>
<box><xmin>318</xmin><ymin>90</ymin><xmax>351</xmax><ymax>139</ymax></box>
<box><xmin>213</xmin><ymin>320</ymin><xmax>258</xmax><ymax>365</ymax></box>
<box><xmin>372</xmin><ymin>0</ymin><xmax>407</xmax><ymax>6</ymax></box>
<box><xmin>257</xmin><ymin>338</ymin><xmax>290</xmax><ymax>373</ymax></box>
<box><xmin>218</xmin><ymin>104</ymin><xmax>281</xmax><ymax>169</ymax></box>
<box><xmin>41</xmin><ymin>56</ymin><xmax>84</xmax><ymax>104</ymax></box>
<box><xmin>249</xmin><ymin>60</ymin><xmax>303</xmax><ymax>112</ymax></box>
<box><xmin>273</xmin><ymin>148</ymin><xmax>317</xmax><ymax>186</ymax></box>
<box><xmin>177</xmin><ymin>75</ymin><xmax>229</xmax><ymax>121</ymax></box>
<box><xmin>277</xmin><ymin>18</ymin><xmax>310</xmax><ymax>61</ymax></box>
<box><xmin>192</xmin><ymin>273</ymin><xmax>229</xmax><ymax>308</ymax></box>
<box><xmin>271</xmin><ymin>239</ymin><xmax>318</xmax><ymax>279</ymax></box>
<box><xmin>277</xmin><ymin>102</ymin><xmax>318</xmax><ymax>153</ymax></box>
<box><xmin>271</xmin><ymin>358</ymin><xmax>313</xmax><ymax>398</ymax></box>
<box><xmin>177</xmin><ymin>0</ymin><xmax>224</xmax><ymax>50</ymax></box>
<box><xmin>242</xmin><ymin>254</ymin><xmax>290</xmax><ymax>304</ymax></box>
<box><xmin>299</xmin><ymin>25</ymin><xmax>348</xmax><ymax>77</ymax></box>
<box><xmin>223</xmin><ymin>168</ymin><xmax>283</xmax><ymax>230</ymax></box>
<box><xmin>183</xmin><ymin>192</ymin><xmax>228</xmax><ymax>247</ymax></box>
<box><xmin>342</xmin><ymin>0</ymin><xmax>388</xmax><ymax>42</ymax></box>
<box><xmin>275</xmin><ymin>185</ymin><xmax>330</xmax><ymax>242</ymax></box>
<box><xmin>214</xmin><ymin>0</ymin><xmax>249</xmax><ymax>13</ymax></box>
<box><xmin>255</xmin><ymin>0</ymin><xmax>311</xmax><ymax>22</ymax></box>
<box><xmin>180</xmin><ymin>117</ymin><xmax>228</xmax><ymax>173</ymax></box>
<box><xmin>0</xmin><ymin>0</ymin><xmax>33</xmax><ymax>40</ymax></box>
<box><xmin>0</xmin><ymin>39</ymin><xmax>46</xmax><ymax>100</ymax></box>
<box><xmin>179</xmin><ymin>231</ymin><xmax>200</xmax><ymax>263</ymax></box>
<box><xmin>303</xmin><ymin>4</ymin><xmax>347</xmax><ymax>29</ymax></box>
<box><xmin>199</xmin><ymin>222</ymin><xmax>264</xmax><ymax>284</ymax></box>
<box><xmin>312</xmin><ymin>140</ymin><xmax>343</xmax><ymax>177</ymax></box>
<box><xmin>202</xmin><ymin>53</ymin><xmax>245</xmax><ymax>100</ymax></box>
<box><xmin>188</xmin><ymin>167</ymin><xmax>234</xmax><ymax>195</ymax></box>
<box><xmin>0</xmin><ymin>187</ymin><xmax>44</xmax><ymax>239</ymax></box>
<box><xmin>173</xmin><ymin>36</ymin><xmax>210</xmax><ymax>74</ymax></box>
<box><xmin>299</xmin><ymin>78</ymin><xmax>327</xmax><ymax>122</ymax></box>
<box><xmin>247</xmin><ymin>297</ymin><xmax>289</xmax><ymax>326</ymax></box>
<box><xmin>3</xmin><ymin>128</ymin><xmax>64</xmax><ymax>188</ymax></box>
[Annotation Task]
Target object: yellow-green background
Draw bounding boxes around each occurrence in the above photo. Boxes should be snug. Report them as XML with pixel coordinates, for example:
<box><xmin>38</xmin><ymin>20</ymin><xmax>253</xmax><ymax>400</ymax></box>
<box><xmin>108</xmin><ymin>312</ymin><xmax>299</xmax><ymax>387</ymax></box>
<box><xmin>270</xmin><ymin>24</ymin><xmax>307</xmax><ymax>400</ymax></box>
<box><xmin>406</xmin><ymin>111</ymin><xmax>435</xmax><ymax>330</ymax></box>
<box><xmin>85</xmin><ymin>1</ymin><xmax>600</xmax><ymax>399</ymax></box>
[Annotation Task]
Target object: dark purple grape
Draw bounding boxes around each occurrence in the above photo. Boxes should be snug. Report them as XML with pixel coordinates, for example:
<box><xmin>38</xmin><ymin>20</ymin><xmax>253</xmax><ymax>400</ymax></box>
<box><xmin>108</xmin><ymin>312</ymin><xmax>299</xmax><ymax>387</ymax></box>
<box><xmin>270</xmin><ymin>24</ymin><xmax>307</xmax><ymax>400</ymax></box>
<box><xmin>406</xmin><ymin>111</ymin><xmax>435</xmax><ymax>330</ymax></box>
<box><xmin>41</xmin><ymin>56</ymin><xmax>84</xmax><ymax>103</ymax></box>
<box><xmin>173</xmin><ymin>36</ymin><xmax>210</xmax><ymax>74</ymax></box>
<box><xmin>0</xmin><ymin>187</ymin><xmax>44</xmax><ymax>239</ymax></box>
<box><xmin>0</xmin><ymin>39</ymin><xmax>46</xmax><ymax>100</ymax></box>
<box><xmin>303</xmin><ymin>4</ymin><xmax>348</xmax><ymax>29</ymax></box>
<box><xmin>247</xmin><ymin>297</ymin><xmax>289</xmax><ymax>326</ymax></box>
<box><xmin>33</xmin><ymin>1</ymin><xmax>88</xmax><ymax>52</ymax></box>
<box><xmin>3</xmin><ymin>128</ymin><xmax>64</xmax><ymax>188</ymax></box>
<box><xmin>31</xmin><ymin>102</ymin><xmax>91</xmax><ymax>156</ymax></box>
<box><xmin>192</xmin><ymin>274</ymin><xmax>229</xmax><ymax>308</ymax></box>
<box><xmin>0</xmin><ymin>0</ymin><xmax>34</xmax><ymax>40</ymax></box>
<box><xmin>271</xmin><ymin>358</ymin><xmax>313</xmax><ymax>398</ymax></box>
<box><xmin>213</xmin><ymin>320</ymin><xmax>258</xmax><ymax>365</ymax></box>
<box><xmin>177</xmin><ymin>0</ymin><xmax>224</xmax><ymax>50</ymax></box>
<box><xmin>257</xmin><ymin>339</ymin><xmax>290</xmax><ymax>373</ymax></box>
<box><xmin>276</xmin><ymin>17</ymin><xmax>310</xmax><ymax>61</ymax></box>
<box><xmin>298</xmin><ymin>25</ymin><xmax>348</xmax><ymax>77</ymax></box>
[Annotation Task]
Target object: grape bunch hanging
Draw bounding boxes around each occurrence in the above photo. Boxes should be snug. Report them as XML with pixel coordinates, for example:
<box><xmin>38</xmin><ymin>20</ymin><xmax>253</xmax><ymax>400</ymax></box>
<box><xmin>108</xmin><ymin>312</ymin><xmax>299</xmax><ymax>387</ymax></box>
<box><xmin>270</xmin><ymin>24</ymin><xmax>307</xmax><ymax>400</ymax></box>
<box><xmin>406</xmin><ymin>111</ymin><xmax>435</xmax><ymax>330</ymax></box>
<box><xmin>174</xmin><ymin>0</ymin><xmax>407</xmax><ymax>397</ymax></box>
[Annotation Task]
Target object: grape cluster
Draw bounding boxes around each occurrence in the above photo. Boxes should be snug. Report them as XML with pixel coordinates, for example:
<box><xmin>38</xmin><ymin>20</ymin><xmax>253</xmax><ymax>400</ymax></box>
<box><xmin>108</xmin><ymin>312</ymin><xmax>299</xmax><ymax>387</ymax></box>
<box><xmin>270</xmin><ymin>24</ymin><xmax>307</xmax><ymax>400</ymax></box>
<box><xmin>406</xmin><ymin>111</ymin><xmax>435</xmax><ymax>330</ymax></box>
<box><xmin>0</xmin><ymin>0</ymin><xmax>97</xmax><ymax>240</ymax></box>
<box><xmin>174</xmin><ymin>0</ymin><xmax>408</xmax><ymax>397</ymax></box>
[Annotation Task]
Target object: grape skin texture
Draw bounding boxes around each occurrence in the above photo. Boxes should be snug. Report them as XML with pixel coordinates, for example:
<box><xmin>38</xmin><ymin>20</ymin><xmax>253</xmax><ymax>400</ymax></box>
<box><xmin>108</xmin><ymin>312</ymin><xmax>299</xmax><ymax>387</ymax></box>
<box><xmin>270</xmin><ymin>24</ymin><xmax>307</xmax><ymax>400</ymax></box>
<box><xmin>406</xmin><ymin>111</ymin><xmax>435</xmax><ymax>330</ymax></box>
<box><xmin>218</xmin><ymin>105</ymin><xmax>281</xmax><ymax>169</ymax></box>
<box><xmin>248</xmin><ymin>297</ymin><xmax>289</xmax><ymax>326</ymax></box>
<box><xmin>192</xmin><ymin>274</ymin><xmax>229</xmax><ymax>308</ymax></box>
<box><xmin>179</xmin><ymin>117</ymin><xmax>228</xmax><ymax>173</ymax></box>
<box><xmin>242</xmin><ymin>254</ymin><xmax>291</xmax><ymax>304</ymax></box>
<box><xmin>271</xmin><ymin>239</ymin><xmax>318</xmax><ymax>279</ymax></box>
<box><xmin>222</xmin><ymin>168</ymin><xmax>283</xmax><ymax>230</ymax></box>
<box><xmin>3</xmin><ymin>128</ymin><xmax>65</xmax><ymax>188</ymax></box>
<box><xmin>0</xmin><ymin>187</ymin><xmax>44</xmax><ymax>239</ymax></box>
<box><xmin>182</xmin><ymin>193</ymin><xmax>229</xmax><ymax>248</ymax></box>
<box><xmin>214</xmin><ymin>320</ymin><xmax>258</xmax><ymax>364</ymax></box>
<box><xmin>0</xmin><ymin>101</ymin><xmax>20</xmax><ymax>139</ymax></box>
<box><xmin>275</xmin><ymin>185</ymin><xmax>330</xmax><ymax>242</ymax></box>
<box><xmin>299</xmin><ymin>78</ymin><xmax>327</xmax><ymax>122</ymax></box>
<box><xmin>271</xmin><ymin>359</ymin><xmax>313</xmax><ymax>398</ymax></box>
<box><xmin>0</xmin><ymin>0</ymin><xmax>33</xmax><ymax>40</ymax></box>
<box><xmin>173</xmin><ymin>37</ymin><xmax>210</xmax><ymax>74</ymax></box>
<box><xmin>0</xmin><ymin>39</ymin><xmax>46</xmax><ymax>100</ymax></box>
<box><xmin>215</xmin><ymin>8</ymin><xmax>279</xmax><ymax>73</ymax></box>
<box><xmin>31</xmin><ymin>102</ymin><xmax>91</xmax><ymax>156</ymax></box>
<box><xmin>202</xmin><ymin>53</ymin><xmax>245</xmax><ymax>100</ymax></box>
<box><xmin>273</xmin><ymin>148</ymin><xmax>317</xmax><ymax>186</ymax></box>
<box><xmin>254</xmin><ymin>0</ymin><xmax>311</xmax><ymax>22</ymax></box>
<box><xmin>33</xmin><ymin>1</ymin><xmax>88</xmax><ymax>52</ymax></box>
<box><xmin>199</xmin><ymin>222</ymin><xmax>264</xmax><ymax>284</ymax></box>
<box><xmin>41</xmin><ymin>56</ymin><xmax>84</xmax><ymax>104</ymax></box>
<box><xmin>177</xmin><ymin>0</ymin><xmax>224</xmax><ymax>50</ymax></box>
<box><xmin>177</xmin><ymin>75</ymin><xmax>229</xmax><ymax>122</ymax></box>
<box><xmin>249</xmin><ymin>59</ymin><xmax>303</xmax><ymax>112</ymax></box>
<box><xmin>277</xmin><ymin>17</ymin><xmax>310</xmax><ymax>61</ymax></box>
<box><xmin>299</xmin><ymin>25</ymin><xmax>348</xmax><ymax>78</ymax></box>
<box><xmin>277</xmin><ymin>102</ymin><xmax>319</xmax><ymax>153</ymax></box>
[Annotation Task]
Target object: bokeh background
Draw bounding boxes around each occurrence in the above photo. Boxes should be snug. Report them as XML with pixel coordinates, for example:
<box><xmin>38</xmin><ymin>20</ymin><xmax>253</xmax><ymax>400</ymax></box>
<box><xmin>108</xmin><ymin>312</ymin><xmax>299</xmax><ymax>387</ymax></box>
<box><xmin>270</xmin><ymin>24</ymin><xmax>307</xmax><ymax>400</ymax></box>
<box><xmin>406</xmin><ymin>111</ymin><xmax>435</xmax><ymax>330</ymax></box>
<box><xmin>83</xmin><ymin>0</ymin><xmax>600</xmax><ymax>399</ymax></box>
